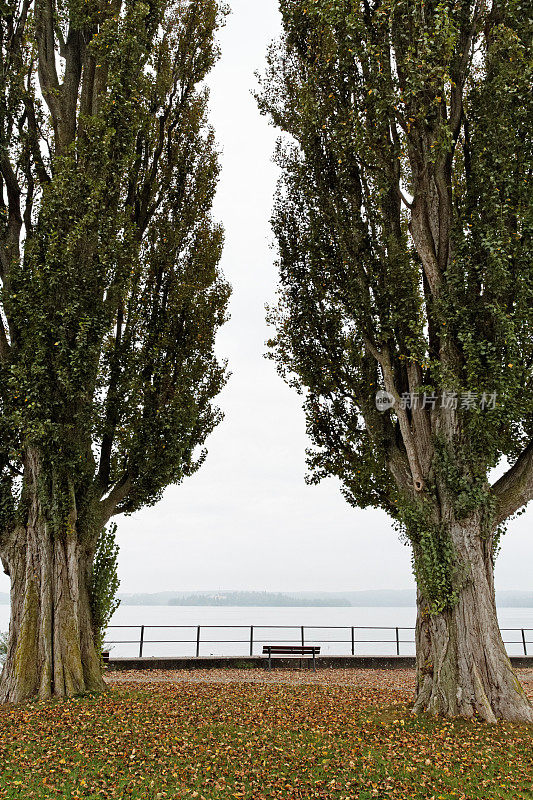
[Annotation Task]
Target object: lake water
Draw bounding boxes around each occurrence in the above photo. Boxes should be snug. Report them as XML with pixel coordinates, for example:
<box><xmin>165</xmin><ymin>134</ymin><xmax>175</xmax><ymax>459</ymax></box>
<box><xmin>2</xmin><ymin>605</ymin><xmax>530</xmax><ymax>658</ymax></box>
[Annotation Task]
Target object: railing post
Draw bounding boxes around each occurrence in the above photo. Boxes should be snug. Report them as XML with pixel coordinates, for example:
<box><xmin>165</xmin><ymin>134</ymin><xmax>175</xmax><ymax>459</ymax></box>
<box><xmin>249</xmin><ymin>626</ymin><xmax>254</xmax><ymax>657</ymax></box>
<box><xmin>351</xmin><ymin>627</ymin><xmax>355</xmax><ymax>656</ymax></box>
<box><xmin>139</xmin><ymin>625</ymin><xmax>145</xmax><ymax>658</ymax></box>
<box><xmin>196</xmin><ymin>626</ymin><xmax>201</xmax><ymax>658</ymax></box>
<box><xmin>395</xmin><ymin>627</ymin><xmax>400</xmax><ymax>656</ymax></box>
<box><xmin>522</xmin><ymin>629</ymin><xmax>527</xmax><ymax>656</ymax></box>
<box><xmin>301</xmin><ymin>626</ymin><xmax>305</xmax><ymax>647</ymax></box>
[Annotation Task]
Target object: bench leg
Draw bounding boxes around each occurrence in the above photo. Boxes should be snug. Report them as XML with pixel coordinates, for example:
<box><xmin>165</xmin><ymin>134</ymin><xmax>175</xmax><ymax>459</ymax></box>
<box><xmin>313</xmin><ymin>651</ymin><xmax>316</xmax><ymax>672</ymax></box>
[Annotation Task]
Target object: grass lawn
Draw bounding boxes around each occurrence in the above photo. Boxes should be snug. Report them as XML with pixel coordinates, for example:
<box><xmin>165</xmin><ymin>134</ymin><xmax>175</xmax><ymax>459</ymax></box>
<box><xmin>0</xmin><ymin>681</ymin><xmax>531</xmax><ymax>799</ymax></box>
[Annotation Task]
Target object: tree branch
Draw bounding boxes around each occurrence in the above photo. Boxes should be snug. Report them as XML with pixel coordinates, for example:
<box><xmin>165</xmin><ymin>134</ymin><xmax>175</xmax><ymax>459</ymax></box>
<box><xmin>0</xmin><ymin>153</ymin><xmax>23</xmax><ymax>299</ymax></box>
<box><xmin>0</xmin><ymin>315</ymin><xmax>10</xmax><ymax>362</ymax></box>
<box><xmin>98</xmin><ymin>474</ymin><xmax>132</xmax><ymax>524</ymax></box>
<box><xmin>491</xmin><ymin>441</ymin><xmax>533</xmax><ymax>528</ymax></box>
<box><xmin>23</xmin><ymin>90</ymin><xmax>51</xmax><ymax>186</ymax></box>
<box><xmin>35</xmin><ymin>0</ymin><xmax>63</xmax><ymax>148</ymax></box>
<box><xmin>366</xmin><ymin>341</ymin><xmax>426</xmax><ymax>492</ymax></box>
<box><xmin>406</xmin><ymin>361</ymin><xmax>433</xmax><ymax>475</ymax></box>
<box><xmin>98</xmin><ymin>305</ymin><xmax>124</xmax><ymax>491</ymax></box>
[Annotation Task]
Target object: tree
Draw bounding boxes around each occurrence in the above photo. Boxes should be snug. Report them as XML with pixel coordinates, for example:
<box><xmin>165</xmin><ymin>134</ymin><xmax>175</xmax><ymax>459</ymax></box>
<box><xmin>90</xmin><ymin>523</ymin><xmax>121</xmax><ymax>657</ymax></box>
<box><xmin>0</xmin><ymin>0</ymin><xmax>230</xmax><ymax>703</ymax></box>
<box><xmin>258</xmin><ymin>0</ymin><xmax>533</xmax><ymax>722</ymax></box>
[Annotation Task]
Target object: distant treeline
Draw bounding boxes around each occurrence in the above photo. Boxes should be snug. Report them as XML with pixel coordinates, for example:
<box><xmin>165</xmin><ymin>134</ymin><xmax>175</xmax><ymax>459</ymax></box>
<box><xmin>113</xmin><ymin>590</ymin><xmax>533</xmax><ymax>608</ymax></box>
<box><xmin>167</xmin><ymin>592</ymin><xmax>350</xmax><ymax>607</ymax></box>
<box><xmin>2</xmin><ymin>589</ymin><xmax>532</xmax><ymax>607</ymax></box>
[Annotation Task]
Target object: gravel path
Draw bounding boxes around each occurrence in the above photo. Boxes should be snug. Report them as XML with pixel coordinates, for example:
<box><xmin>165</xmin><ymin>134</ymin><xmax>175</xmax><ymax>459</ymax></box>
<box><xmin>105</xmin><ymin>667</ymin><xmax>533</xmax><ymax>699</ymax></box>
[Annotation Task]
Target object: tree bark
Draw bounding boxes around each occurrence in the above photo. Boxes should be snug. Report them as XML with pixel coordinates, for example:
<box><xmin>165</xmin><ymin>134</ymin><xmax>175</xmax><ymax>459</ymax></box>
<box><xmin>0</xmin><ymin>457</ymin><xmax>105</xmax><ymax>704</ymax></box>
<box><xmin>413</xmin><ymin>516</ymin><xmax>533</xmax><ymax>723</ymax></box>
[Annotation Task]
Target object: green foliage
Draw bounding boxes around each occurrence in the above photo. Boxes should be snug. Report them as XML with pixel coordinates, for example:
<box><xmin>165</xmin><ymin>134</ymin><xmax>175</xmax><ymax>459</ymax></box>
<box><xmin>90</xmin><ymin>524</ymin><xmax>120</xmax><ymax>656</ymax></box>
<box><xmin>397</xmin><ymin>503</ymin><xmax>461</xmax><ymax>614</ymax></box>
<box><xmin>259</xmin><ymin>1</ymin><xmax>532</xmax><ymax>611</ymax></box>
<box><xmin>0</xmin><ymin>631</ymin><xmax>7</xmax><ymax>666</ymax></box>
<box><xmin>432</xmin><ymin>435</ymin><xmax>493</xmax><ymax>523</ymax></box>
<box><xmin>0</xmin><ymin>0</ymin><xmax>230</xmax><ymax>540</ymax></box>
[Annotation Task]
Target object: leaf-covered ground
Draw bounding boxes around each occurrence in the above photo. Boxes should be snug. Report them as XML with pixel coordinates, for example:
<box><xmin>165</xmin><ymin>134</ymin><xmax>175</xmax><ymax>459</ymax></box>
<box><xmin>0</xmin><ymin>674</ymin><xmax>531</xmax><ymax>799</ymax></box>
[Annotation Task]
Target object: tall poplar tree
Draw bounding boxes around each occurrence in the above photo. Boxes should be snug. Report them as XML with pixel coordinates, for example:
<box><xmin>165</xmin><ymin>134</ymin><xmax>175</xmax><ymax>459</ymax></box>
<box><xmin>0</xmin><ymin>0</ymin><xmax>230</xmax><ymax>703</ymax></box>
<box><xmin>259</xmin><ymin>0</ymin><xmax>533</xmax><ymax>722</ymax></box>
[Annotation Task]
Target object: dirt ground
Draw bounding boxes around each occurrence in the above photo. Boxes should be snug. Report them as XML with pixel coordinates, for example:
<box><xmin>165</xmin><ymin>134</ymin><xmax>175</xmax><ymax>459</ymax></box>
<box><xmin>105</xmin><ymin>666</ymin><xmax>533</xmax><ymax>701</ymax></box>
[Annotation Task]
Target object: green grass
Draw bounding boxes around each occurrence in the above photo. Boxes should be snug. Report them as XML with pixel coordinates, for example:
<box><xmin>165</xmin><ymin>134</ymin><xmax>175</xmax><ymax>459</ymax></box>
<box><xmin>0</xmin><ymin>682</ymin><xmax>531</xmax><ymax>799</ymax></box>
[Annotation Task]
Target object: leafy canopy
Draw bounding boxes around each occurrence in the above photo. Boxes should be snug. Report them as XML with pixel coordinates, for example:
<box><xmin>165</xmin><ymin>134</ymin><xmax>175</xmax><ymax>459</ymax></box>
<box><xmin>0</xmin><ymin>0</ymin><xmax>230</xmax><ymax>536</ymax></box>
<box><xmin>258</xmin><ymin>0</ymin><xmax>532</xmax><ymax>608</ymax></box>
<box><xmin>259</xmin><ymin>0</ymin><xmax>532</xmax><ymax>512</ymax></box>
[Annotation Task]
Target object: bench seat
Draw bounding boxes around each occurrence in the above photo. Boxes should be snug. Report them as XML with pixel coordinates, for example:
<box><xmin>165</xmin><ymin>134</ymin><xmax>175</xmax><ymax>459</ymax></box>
<box><xmin>262</xmin><ymin>645</ymin><xmax>321</xmax><ymax>671</ymax></box>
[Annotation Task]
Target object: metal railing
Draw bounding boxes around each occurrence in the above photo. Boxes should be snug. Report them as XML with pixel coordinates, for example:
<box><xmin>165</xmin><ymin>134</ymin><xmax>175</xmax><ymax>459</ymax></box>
<box><xmin>105</xmin><ymin>624</ymin><xmax>532</xmax><ymax>659</ymax></box>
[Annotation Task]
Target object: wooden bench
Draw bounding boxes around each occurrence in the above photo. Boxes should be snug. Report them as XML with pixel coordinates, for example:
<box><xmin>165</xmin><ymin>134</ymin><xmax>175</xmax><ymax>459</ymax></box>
<box><xmin>262</xmin><ymin>645</ymin><xmax>321</xmax><ymax>671</ymax></box>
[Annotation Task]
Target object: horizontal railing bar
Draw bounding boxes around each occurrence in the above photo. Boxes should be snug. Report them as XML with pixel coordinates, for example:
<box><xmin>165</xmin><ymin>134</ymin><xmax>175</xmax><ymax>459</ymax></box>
<box><xmin>105</xmin><ymin>641</ymin><xmax>145</xmax><ymax>645</ymax></box>
<box><xmin>106</xmin><ymin>624</ymin><xmax>421</xmax><ymax>630</ymax></box>
<box><xmin>501</xmin><ymin>642</ymin><xmax>533</xmax><ymax>645</ymax></box>
<box><xmin>106</xmin><ymin>625</ymin><xmax>532</xmax><ymax>630</ymax></box>
<box><xmin>103</xmin><ymin>643</ymin><xmax>522</xmax><ymax>648</ymax></box>
<box><xmin>113</xmin><ymin>639</ymin><xmax>417</xmax><ymax>645</ymax></box>
<box><xmin>106</xmin><ymin>640</ymin><xmax>527</xmax><ymax>646</ymax></box>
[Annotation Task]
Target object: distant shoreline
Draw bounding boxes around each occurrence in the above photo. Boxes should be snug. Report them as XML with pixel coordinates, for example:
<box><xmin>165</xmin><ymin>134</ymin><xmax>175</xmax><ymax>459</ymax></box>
<box><xmin>1</xmin><ymin>589</ymin><xmax>532</xmax><ymax>608</ymax></box>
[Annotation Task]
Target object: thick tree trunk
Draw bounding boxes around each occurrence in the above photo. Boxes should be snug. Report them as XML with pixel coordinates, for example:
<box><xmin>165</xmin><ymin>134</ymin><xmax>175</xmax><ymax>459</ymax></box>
<box><xmin>0</xmin><ymin>523</ymin><xmax>105</xmax><ymax>704</ymax></box>
<box><xmin>413</xmin><ymin>516</ymin><xmax>533</xmax><ymax>723</ymax></box>
<box><xmin>0</xmin><ymin>457</ymin><xmax>105</xmax><ymax>704</ymax></box>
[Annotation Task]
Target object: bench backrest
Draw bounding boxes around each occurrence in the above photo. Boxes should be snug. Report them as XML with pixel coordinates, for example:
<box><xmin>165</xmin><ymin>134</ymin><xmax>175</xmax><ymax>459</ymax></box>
<box><xmin>262</xmin><ymin>645</ymin><xmax>321</xmax><ymax>655</ymax></box>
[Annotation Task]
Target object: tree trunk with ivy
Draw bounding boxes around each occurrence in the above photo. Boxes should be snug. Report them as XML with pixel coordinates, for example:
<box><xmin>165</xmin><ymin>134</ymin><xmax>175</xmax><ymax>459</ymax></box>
<box><xmin>259</xmin><ymin>1</ymin><xmax>533</xmax><ymax>721</ymax></box>
<box><xmin>414</xmin><ymin>517</ymin><xmax>530</xmax><ymax>722</ymax></box>
<box><xmin>0</xmin><ymin>0</ymin><xmax>229</xmax><ymax>703</ymax></box>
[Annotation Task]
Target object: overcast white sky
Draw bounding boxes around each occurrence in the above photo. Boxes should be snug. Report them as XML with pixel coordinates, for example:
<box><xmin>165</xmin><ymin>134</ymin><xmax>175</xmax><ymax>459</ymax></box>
<box><xmin>1</xmin><ymin>0</ymin><xmax>530</xmax><ymax>597</ymax></box>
